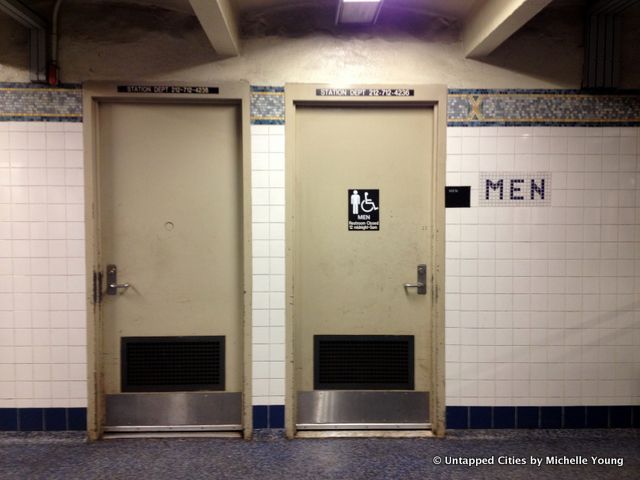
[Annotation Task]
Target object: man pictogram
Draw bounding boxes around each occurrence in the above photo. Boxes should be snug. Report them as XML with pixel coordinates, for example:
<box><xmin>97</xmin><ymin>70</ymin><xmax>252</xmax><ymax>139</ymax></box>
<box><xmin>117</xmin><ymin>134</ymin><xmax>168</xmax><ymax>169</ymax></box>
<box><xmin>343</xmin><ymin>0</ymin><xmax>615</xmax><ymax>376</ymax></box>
<box><xmin>350</xmin><ymin>190</ymin><xmax>361</xmax><ymax>215</ymax></box>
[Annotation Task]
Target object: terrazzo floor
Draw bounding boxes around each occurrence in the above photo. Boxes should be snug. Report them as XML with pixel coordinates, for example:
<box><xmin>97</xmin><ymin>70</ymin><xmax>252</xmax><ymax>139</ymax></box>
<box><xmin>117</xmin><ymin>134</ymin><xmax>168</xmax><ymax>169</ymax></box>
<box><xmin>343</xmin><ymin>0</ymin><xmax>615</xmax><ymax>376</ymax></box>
<box><xmin>0</xmin><ymin>429</ymin><xmax>638</xmax><ymax>479</ymax></box>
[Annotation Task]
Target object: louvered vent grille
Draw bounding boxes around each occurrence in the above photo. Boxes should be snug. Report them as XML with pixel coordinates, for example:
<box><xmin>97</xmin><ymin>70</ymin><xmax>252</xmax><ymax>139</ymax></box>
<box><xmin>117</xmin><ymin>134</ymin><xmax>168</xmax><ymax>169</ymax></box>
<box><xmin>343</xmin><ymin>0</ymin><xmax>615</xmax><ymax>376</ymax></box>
<box><xmin>314</xmin><ymin>335</ymin><xmax>414</xmax><ymax>390</ymax></box>
<box><xmin>121</xmin><ymin>336</ymin><xmax>225</xmax><ymax>392</ymax></box>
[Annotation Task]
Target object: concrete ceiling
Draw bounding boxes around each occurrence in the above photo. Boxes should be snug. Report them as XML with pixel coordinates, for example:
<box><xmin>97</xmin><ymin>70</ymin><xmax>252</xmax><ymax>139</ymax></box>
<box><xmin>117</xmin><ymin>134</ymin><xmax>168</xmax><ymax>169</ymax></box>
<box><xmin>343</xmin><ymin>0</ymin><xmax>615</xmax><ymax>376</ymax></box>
<box><xmin>7</xmin><ymin>0</ymin><xmax>558</xmax><ymax>58</ymax></box>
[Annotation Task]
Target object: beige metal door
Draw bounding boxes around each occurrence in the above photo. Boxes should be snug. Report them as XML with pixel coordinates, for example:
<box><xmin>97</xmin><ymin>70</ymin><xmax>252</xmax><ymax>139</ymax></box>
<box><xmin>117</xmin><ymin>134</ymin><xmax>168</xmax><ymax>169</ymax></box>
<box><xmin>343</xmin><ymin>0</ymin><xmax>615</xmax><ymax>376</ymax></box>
<box><xmin>98</xmin><ymin>102</ymin><xmax>243</xmax><ymax>433</ymax></box>
<box><xmin>294</xmin><ymin>105</ymin><xmax>434</xmax><ymax>430</ymax></box>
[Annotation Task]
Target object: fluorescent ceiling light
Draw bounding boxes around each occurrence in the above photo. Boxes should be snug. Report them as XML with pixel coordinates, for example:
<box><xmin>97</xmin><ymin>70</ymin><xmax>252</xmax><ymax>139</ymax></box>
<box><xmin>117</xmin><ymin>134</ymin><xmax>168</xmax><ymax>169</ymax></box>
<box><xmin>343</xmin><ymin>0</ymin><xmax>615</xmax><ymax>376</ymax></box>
<box><xmin>336</xmin><ymin>0</ymin><xmax>384</xmax><ymax>25</ymax></box>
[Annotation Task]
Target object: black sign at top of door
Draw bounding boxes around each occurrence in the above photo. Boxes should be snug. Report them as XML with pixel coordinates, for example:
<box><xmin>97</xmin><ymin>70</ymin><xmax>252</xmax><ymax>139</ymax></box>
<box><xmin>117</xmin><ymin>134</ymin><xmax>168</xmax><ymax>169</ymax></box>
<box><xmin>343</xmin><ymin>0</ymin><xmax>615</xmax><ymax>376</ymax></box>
<box><xmin>317</xmin><ymin>88</ymin><xmax>414</xmax><ymax>97</ymax></box>
<box><xmin>348</xmin><ymin>189</ymin><xmax>380</xmax><ymax>231</ymax></box>
<box><xmin>117</xmin><ymin>85</ymin><xmax>220</xmax><ymax>94</ymax></box>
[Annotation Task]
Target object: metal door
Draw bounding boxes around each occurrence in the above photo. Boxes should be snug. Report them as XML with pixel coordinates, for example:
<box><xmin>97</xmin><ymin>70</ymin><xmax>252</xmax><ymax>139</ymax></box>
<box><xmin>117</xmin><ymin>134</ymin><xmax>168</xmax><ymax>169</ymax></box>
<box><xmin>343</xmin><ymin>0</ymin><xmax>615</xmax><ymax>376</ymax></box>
<box><xmin>97</xmin><ymin>102</ymin><xmax>244</xmax><ymax>434</ymax></box>
<box><xmin>293</xmin><ymin>105</ymin><xmax>435</xmax><ymax>430</ymax></box>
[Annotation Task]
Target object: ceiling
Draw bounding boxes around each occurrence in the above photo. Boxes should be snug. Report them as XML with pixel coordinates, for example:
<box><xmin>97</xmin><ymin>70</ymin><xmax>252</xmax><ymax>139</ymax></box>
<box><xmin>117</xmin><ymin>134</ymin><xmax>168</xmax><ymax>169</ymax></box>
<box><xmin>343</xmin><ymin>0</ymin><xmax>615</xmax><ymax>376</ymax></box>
<box><xmin>26</xmin><ymin>0</ymin><xmax>483</xmax><ymax>21</ymax></box>
<box><xmin>12</xmin><ymin>0</ymin><xmax>571</xmax><ymax>61</ymax></box>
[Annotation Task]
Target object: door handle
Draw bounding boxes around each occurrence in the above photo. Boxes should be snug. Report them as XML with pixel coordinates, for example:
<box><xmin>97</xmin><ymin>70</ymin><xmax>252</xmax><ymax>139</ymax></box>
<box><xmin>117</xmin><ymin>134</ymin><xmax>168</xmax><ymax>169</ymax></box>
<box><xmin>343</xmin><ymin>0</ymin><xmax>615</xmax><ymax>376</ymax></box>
<box><xmin>106</xmin><ymin>264</ymin><xmax>130</xmax><ymax>295</ymax></box>
<box><xmin>404</xmin><ymin>264</ymin><xmax>426</xmax><ymax>295</ymax></box>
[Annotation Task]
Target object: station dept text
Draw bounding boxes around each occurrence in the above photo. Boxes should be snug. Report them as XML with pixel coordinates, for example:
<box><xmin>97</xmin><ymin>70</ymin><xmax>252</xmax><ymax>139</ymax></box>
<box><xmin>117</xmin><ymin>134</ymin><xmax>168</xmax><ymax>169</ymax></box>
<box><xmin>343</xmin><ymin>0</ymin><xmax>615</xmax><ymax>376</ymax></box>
<box><xmin>440</xmin><ymin>455</ymin><xmax>624</xmax><ymax>467</ymax></box>
<box><xmin>117</xmin><ymin>85</ymin><xmax>219</xmax><ymax>94</ymax></box>
<box><xmin>316</xmin><ymin>88</ymin><xmax>414</xmax><ymax>97</ymax></box>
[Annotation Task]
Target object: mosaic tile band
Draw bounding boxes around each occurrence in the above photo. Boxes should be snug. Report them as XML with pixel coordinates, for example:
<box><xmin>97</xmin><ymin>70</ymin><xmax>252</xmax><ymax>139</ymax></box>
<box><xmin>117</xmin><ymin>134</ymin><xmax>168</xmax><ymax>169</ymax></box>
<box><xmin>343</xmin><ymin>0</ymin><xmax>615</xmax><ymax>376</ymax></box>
<box><xmin>2</xmin><ymin>83</ymin><xmax>640</xmax><ymax>126</ymax></box>
<box><xmin>0</xmin><ymin>85</ymin><xmax>82</xmax><ymax>122</ymax></box>
<box><xmin>448</xmin><ymin>89</ymin><xmax>640</xmax><ymax>126</ymax></box>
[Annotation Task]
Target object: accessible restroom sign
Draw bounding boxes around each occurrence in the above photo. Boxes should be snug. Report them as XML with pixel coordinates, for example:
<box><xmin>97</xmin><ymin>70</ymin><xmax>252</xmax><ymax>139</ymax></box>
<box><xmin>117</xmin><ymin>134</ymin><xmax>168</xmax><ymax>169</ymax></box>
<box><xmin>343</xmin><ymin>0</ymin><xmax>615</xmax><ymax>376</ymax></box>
<box><xmin>348</xmin><ymin>189</ymin><xmax>380</xmax><ymax>231</ymax></box>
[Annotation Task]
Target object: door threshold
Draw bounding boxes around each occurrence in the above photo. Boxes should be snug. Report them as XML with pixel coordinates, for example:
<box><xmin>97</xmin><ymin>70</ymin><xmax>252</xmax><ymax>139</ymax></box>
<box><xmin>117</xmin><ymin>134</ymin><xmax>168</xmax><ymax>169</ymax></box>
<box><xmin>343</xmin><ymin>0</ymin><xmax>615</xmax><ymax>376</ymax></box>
<box><xmin>104</xmin><ymin>424</ymin><xmax>243</xmax><ymax>432</ymax></box>
<box><xmin>104</xmin><ymin>431</ymin><xmax>242</xmax><ymax>439</ymax></box>
<box><xmin>296</xmin><ymin>422</ymin><xmax>431</xmax><ymax>430</ymax></box>
<box><xmin>296</xmin><ymin>430</ymin><xmax>434</xmax><ymax>439</ymax></box>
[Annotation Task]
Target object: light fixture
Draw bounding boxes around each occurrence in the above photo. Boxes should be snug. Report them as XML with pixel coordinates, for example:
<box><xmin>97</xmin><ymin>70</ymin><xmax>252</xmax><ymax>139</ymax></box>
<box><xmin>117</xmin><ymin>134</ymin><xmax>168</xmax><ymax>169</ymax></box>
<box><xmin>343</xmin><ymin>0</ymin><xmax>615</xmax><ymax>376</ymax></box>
<box><xmin>335</xmin><ymin>0</ymin><xmax>384</xmax><ymax>25</ymax></box>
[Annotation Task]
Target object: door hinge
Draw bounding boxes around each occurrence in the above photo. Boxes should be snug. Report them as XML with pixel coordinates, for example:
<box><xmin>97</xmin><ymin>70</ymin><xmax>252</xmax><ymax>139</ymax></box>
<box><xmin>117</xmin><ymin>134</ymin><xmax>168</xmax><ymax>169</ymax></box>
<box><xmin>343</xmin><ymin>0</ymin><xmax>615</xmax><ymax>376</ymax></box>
<box><xmin>93</xmin><ymin>270</ymin><xmax>103</xmax><ymax>304</ymax></box>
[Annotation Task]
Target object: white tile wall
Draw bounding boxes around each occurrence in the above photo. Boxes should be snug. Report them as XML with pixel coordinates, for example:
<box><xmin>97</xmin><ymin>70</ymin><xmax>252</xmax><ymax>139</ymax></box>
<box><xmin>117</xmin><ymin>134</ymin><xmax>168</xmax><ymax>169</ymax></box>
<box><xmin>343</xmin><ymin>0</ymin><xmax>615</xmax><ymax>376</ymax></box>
<box><xmin>251</xmin><ymin>125</ymin><xmax>286</xmax><ymax>406</ymax></box>
<box><xmin>0</xmin><ymin>121</ymin><xmax>87</xmax><ymax>408</ymax></box>
<box><xmin>1</xmin><ymin>120</ymin><xmax>638</xmax><ymax>410</ymax></box>
<box><xmin>445</xmin><ymin>126</ymin><xmax>640</xmax><ymax>407</ymax></box>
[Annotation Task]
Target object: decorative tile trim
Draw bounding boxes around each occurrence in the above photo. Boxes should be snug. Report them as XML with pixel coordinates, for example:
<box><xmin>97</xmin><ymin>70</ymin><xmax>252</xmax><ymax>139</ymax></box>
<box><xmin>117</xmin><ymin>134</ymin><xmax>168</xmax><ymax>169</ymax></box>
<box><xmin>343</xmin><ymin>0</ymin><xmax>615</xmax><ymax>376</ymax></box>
<box><xmin>252</xmin><ymin>405</ymin><xmax>285</xmax><ymax>429</ymax></box>
<box><xmin>251</xmin><ymin>86</ymin><xmax>285</xmax><ymax>125</ymax></box>
<box><xmin>448</xmin><ymin>89</ymin><xmax>640</xmax><ymax>126</ymax></box>
<box><xmin>447</xmin><ymin>406</ymin><xmax>640</xmax><ymax>429</ymax></box>
<box><xmin>1</xmin><ymin>406</ymin><xmax>637</xmax><ymax>430</ymax></box>
<box><xmin>3</xmin><ymin>83</ymin><xmax>639</xmax><ymax>127</ymax></box>
<box><xmin>0</xmin><ymin>408</ymin><xmax>87</xmax><ymax>432</ymax></box>
<box><xmin>0</xmin><ymin>83</ymin><xmax>82</xmax><ymax>122</ymax></box>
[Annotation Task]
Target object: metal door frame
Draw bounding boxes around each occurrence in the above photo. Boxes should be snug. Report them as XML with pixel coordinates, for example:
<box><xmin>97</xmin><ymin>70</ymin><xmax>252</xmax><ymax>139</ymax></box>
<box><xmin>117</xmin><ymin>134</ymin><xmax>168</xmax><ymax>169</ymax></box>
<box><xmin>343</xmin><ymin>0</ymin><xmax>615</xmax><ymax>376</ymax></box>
<box><xmin>284</xmin><ymin>83</ymin><xmax>447</xmax><ymax>438</ymax></box>
<box><xmin>83</xmin><ymin>82</ymin><xmax>253</xmax><ymax>440</ymax></box>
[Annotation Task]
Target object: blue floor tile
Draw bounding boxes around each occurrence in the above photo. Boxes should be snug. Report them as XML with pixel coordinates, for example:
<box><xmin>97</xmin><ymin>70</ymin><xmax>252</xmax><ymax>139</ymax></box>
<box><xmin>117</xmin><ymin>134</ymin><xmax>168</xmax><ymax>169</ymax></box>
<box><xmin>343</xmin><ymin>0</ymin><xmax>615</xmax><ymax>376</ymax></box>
<box><xmin>469</xmin><ymin>407</ymin><xmax>492</xmax><ymax>428</ymax></box>
<box><xmin>253</xmin><ymin>406</ymin><xmax>268</xmax><ymax>429</ymax></box>
<box><xmin>446</xmin><ymin>407</ymin><xmax>468</xmax><ymax>429</ymax></box>
<box><xmin>44</xmin><ymin>409</ymin><xmax>67</xmax><ymax>431</ymax></box>
<box><xmin>269</xmin><ymin>406</ymin><xmax>284</xmax><ymax>428</ymax></box>
<box><xmin>516</xmin><ymin>407</ymin><xmax>539</xmax><ymax>428</ymax></box>
<box><xmin>0</xmin><ymin>409</ymin><xmax>18</xmax><ymax>431</ymax></box>
<box><xmin>609</xmin><ymin>406</ymin><xmax>632</xmax><ymax>428</ymax></box>
<box><xmin>564</xmin><ymin>407</ymin><xmax>586</xmax><ymax>428</ymax></box>
<box><xmin>18</xmin><ymin>409</ymin><xmax>43</xmax><ymax>431</ymax></box>
<box><xmin>493</xmin><ymin>407</ymin><xmax>515</xmax><ymax>428</ymax></box>
<box><xmin>586</xmin><ymin>406</ymin><xmax>608</xmax><ymax>428</ymax></box>
<box><xmin>540</xmin><ymin>407</ymin><xmax>562</xmax><ymax>428</ymax></box>
<box><xmin>67</xmin><ymin>408</ymin><xmax>86</xmax><ymax>431</ymax></box>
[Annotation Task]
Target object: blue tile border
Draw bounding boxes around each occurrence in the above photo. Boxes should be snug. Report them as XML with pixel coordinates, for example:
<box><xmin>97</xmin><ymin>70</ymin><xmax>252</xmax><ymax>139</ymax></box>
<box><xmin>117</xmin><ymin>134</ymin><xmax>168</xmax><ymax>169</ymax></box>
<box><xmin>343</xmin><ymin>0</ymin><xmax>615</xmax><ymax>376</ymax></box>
<box><xmin>469</xmin><ymin>406</ymin><xmax>492</xmax><ymax>428</ymax></box>
<box><xmin>253</xmin><ymin>406</ymin><xmax>268</xmax><ymax>429</ymax></box>
<box><xmin>516</xmin><ymin>407</ymin><xmax>539</xmax><ymax>428</ymax></box>
<box><xmin>540</xmin><ymin>407</ymin><xmax>562</xmax><ymax>428</ymax></box>
<box><xmin>0</xmin><ymin>408</ymin><xmax>85</xmax><ymax>431</ymax></box>
<box><xmin>44</xmin><ymin>408</ymin><xmax>67</xmax><ymax>431</ymax></box>
<box><xmin>0</xmin><ymin>408</ymin><xmax>18</xmax><ymax>431</ymax></box>
<box><xmin>252</xmin><ymin>405</ymin><xmax>286</xmax><ymax>429</ymax></box>
<box><xmin>270</xmin><ymin>405</ymin><xmax>285</xmax><ymax>428</ymax></box>
<box><xmin>1</xmin><ymin>405</ymin><xmax>638</xmax><ymax>431</ymax></box>
<box><xmin>19</xmin><ymin>408</ymin><xmax>44</xmax><ymax>431</ymax></box>
<box><xmin>493</xmin><ymin>406</ymin><xmax>516</xmax><ymax>428</ymax></box>
<box><xmin>448</xmin><ymin>406</ymin><xmax>639</xmax><ymax>429</ymax></box>
<box><xmin>445</xmin><ymin>406</ymin><xmax>469</xmax><ymax>429</ymax></box>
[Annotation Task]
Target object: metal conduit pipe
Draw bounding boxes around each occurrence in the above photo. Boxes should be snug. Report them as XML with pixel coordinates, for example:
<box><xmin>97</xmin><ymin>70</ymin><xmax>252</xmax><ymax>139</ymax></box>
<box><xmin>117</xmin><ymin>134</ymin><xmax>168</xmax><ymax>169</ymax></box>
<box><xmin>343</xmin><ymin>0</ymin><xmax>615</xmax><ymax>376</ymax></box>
<box><xmin>48</xmin><ymin>0</ymin><xmax>64</xmax><ymax>85</ymax></box>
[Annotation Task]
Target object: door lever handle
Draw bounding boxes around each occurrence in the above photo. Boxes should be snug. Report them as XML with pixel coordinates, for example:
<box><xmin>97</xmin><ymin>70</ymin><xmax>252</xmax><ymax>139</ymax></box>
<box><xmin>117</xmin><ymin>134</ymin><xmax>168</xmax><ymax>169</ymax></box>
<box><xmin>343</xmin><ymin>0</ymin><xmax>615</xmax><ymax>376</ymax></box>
<box><xmin>404</xmin><ymin>264</ymin><xmax>427</xmax><ymax>295</ymax></box>
<box><xmin>106</xmin><ymin>264</ymin><xmax>130</xmax><ymax>295</ymax></box>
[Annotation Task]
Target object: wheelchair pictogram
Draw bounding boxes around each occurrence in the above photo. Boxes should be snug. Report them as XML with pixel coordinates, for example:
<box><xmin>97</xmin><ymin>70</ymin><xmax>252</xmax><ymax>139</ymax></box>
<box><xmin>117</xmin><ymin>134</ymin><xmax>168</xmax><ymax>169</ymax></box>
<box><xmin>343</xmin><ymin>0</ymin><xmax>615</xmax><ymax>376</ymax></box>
<box><xmin>360</xmin><ymin>192</ymin><xmax>379</xmax><ymax>213</ymax></box>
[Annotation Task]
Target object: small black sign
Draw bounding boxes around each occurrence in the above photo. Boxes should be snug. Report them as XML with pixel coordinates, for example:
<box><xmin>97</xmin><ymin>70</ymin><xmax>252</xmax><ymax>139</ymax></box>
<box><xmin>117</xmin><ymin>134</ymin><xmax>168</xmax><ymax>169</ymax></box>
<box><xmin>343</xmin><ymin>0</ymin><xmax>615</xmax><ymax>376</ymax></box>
<box><xmin>445</xmin><ymin>186</ymin><xmax>471</xmax><ymax>208</ymax></box>
<box><xmin>117</xmin><ymin>85</ymin><xmax>219</xmax><ymax>95</ymax></box>
<box><xmin>348</xmin><ymin>189</ymin><xmax>380</xmax><ymax>231</ymax></box>
<box><xmin>317</xmin><ymin>88</ymin><xmax>414</xmax><ymax>97</ymax></box>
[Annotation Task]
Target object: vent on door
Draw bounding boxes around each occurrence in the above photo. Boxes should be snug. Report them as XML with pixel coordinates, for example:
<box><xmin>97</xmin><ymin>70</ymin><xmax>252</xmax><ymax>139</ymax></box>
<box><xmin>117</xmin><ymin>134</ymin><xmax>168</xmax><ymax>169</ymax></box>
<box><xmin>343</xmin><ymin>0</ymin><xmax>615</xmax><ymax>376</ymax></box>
<box><xmin>121</xmin><ymin>336</ymin><xmax>225</xmax><ymax>392</ymax></box>
<box><xmin>314</xmin><ymin>335</ymin><xmax>414</xmax><ymax>390</ymax></box>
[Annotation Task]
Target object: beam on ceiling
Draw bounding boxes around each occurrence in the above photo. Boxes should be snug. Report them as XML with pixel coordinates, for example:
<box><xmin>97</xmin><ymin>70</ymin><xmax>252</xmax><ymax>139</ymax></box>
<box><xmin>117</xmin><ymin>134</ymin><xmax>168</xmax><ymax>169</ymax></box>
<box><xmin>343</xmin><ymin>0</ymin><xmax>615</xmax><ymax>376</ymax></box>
<box><xmin>0</xmin><ymin>0</ymin><xmax>46</xmax><ymax>29</ymax></box>
<box><xmin>188</xmin><ymin>0</ymin><xmax>240</xmax><ymax>57</ymax></box>
<box><xmin>463</xmin><ymin>0</ymin><xmax>552</xmax><ymax>58</ymax></box>
<box><xmin>589</xmin><ymin>0</ymin><xmax>639</xmax><ymax>15</ymax></box>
